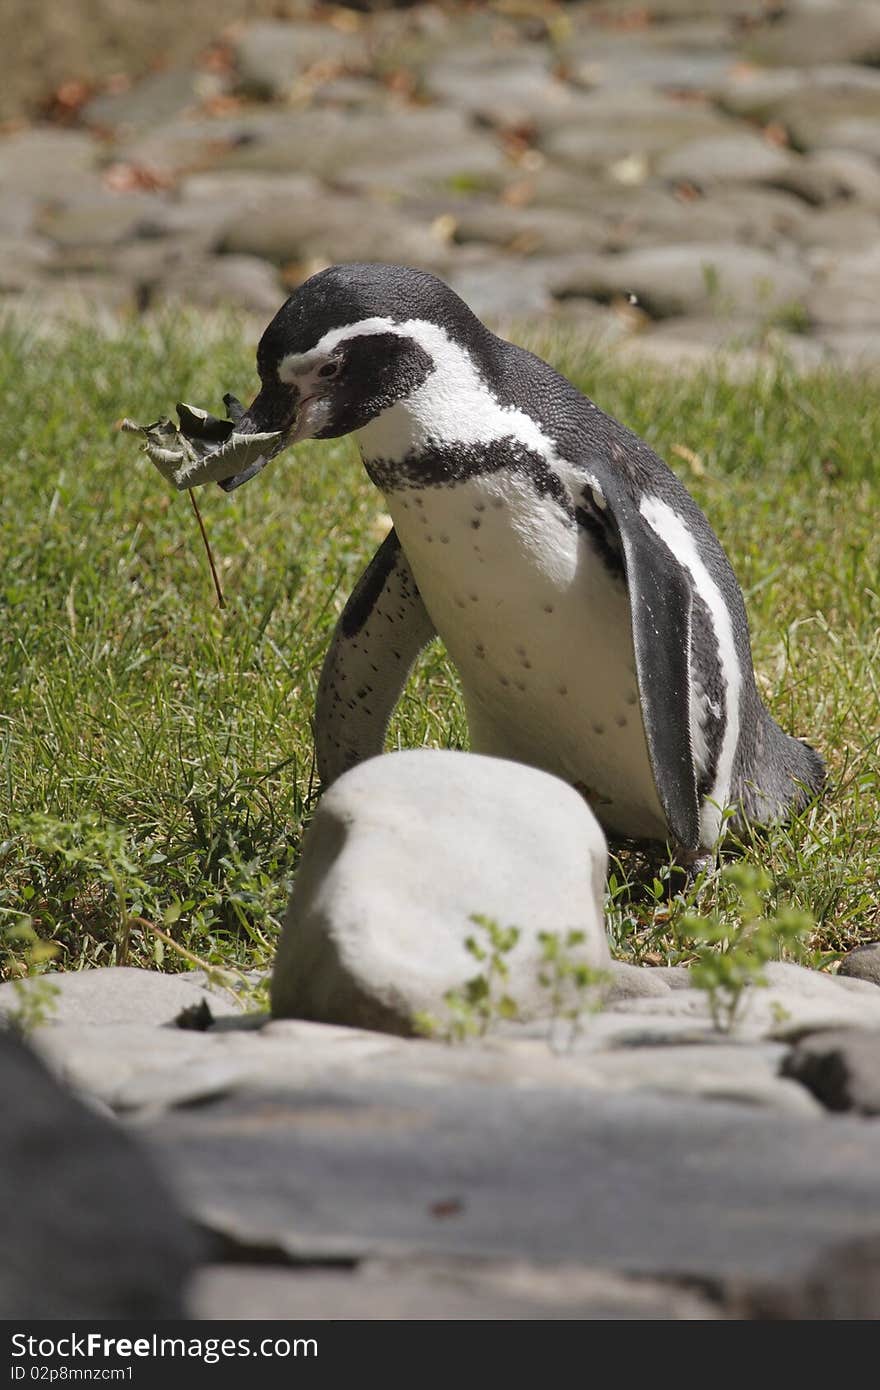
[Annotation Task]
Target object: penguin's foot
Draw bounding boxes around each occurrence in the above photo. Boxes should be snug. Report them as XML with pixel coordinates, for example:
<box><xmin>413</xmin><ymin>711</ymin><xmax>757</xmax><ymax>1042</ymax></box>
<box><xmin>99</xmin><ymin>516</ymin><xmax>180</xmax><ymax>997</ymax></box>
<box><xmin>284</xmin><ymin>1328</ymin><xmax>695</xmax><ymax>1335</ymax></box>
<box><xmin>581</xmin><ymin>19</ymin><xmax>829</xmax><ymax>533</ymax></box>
<box><xmin>607</xmin><ymin>840</ymin><xmax>718</xmax><ymax>905</ymax></box>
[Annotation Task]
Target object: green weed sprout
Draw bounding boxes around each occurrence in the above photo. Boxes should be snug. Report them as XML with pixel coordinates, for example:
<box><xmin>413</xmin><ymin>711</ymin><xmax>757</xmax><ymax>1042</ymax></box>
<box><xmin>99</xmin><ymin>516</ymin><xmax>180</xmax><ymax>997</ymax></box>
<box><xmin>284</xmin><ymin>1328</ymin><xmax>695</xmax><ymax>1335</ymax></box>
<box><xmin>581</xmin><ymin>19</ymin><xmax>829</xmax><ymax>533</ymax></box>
<box><xmin>416</xmin><ymin>913</ymin><xmax>521</xmax><ymax>1042</ymax></box>
<box><xmin>674</xmin><ymin>863</ymin><xmax>814</xmax><ymax>1032</ymax></box>
<box><xmin>538</xmin><ymin>929</ymin><xmax>610</xmax><ymax>1051</ymax></box>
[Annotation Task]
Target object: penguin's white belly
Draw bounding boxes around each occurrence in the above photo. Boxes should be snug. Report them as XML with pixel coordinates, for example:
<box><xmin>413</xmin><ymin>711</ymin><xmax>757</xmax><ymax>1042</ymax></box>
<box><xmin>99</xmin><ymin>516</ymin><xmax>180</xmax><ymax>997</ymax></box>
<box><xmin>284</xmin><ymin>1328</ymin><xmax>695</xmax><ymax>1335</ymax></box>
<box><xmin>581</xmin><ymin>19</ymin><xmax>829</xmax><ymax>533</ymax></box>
<box><xmin>387</xmin><ymin>473</ymin><xmax>668</xmax><ymax>841</ymax></box>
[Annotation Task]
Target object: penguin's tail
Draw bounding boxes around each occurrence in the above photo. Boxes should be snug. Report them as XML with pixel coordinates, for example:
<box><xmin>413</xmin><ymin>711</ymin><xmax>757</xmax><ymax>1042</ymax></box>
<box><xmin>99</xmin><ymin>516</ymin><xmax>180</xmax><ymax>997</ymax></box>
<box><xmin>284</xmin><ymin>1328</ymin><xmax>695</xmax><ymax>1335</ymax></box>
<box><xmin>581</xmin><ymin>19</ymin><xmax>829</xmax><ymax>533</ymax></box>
<box><xmin>736</xmin><ymin>713</ymin><xmax>826</xmax><ymax>830</ymax></box>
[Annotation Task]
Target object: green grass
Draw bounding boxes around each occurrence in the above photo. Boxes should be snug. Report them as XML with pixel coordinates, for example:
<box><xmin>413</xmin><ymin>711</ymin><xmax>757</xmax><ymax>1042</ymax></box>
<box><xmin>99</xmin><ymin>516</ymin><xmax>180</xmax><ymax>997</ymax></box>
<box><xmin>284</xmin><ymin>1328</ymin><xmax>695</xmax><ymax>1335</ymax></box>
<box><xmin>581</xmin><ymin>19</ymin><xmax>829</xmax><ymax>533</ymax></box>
<box><xmin>1</xmin><ymin>311</ymin><xmax>878</xmax><ymax>983</ymax></box>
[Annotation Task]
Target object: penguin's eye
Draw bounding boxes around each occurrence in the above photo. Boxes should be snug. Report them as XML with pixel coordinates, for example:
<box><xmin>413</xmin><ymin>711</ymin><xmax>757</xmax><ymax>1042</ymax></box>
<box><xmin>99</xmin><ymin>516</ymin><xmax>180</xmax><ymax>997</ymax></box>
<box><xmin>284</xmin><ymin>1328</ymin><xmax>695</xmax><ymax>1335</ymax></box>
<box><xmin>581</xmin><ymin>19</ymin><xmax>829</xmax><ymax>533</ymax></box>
<box><xmin>317</xmin><ymin>361</ymin><xmax>340</xmax><ymax>379</ymax></box>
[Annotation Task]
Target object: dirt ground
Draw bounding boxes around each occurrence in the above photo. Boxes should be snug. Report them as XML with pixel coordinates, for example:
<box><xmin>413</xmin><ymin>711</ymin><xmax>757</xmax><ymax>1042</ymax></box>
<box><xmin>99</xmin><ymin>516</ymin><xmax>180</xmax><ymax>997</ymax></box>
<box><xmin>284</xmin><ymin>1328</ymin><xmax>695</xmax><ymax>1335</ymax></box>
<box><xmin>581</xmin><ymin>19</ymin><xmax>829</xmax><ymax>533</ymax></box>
<box><xmin>2</xmin><ymin>0</ymin><xmax>317</xmax><ymax>120</ymax></box>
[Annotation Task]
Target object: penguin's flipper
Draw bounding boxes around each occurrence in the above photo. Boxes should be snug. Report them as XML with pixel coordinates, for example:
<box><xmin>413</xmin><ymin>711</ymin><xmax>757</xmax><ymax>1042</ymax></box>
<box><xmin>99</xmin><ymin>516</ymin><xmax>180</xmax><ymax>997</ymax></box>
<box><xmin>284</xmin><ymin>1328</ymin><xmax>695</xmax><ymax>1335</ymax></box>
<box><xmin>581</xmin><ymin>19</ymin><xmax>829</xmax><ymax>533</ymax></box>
<box><xmin>580</xmin><ymin>472</ymin><xmax>701</xmax><ymax>851</ymax></box>
<box><xmin>314</xmin><ymin>528</ymin><xmax>437</xmax><ymax>787</ymax></box>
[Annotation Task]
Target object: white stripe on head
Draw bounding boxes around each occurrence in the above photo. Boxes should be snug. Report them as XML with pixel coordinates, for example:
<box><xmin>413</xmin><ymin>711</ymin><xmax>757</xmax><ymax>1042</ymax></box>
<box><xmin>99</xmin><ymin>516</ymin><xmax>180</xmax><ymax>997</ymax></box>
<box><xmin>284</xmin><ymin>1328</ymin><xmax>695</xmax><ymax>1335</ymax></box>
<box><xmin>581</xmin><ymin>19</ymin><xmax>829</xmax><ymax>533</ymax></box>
<box><xmin>278</xmin><ymin>315</ymin><xmax>566</xmax><ymax>466</ymax></box>
<box><xmin>278</xmin><ymin>317</ymin><xmax>397</xmax><ymax>382</ymax></box>
<box><xmin>638</xmin><ymin>495</ymin><xmax>741</xmax><ymax>845</ymax></box>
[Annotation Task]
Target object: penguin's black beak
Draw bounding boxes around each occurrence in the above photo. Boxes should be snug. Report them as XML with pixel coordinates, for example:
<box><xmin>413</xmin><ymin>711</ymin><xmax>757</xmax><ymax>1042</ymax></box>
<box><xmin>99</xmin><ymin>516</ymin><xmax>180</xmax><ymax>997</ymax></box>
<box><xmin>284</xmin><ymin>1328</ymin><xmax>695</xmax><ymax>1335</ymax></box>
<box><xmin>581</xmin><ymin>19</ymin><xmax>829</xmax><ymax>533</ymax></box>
<box><xmin>218</xmin><ymin>384</ymin><xmax>299</xmax><ymax>492</ymax></box>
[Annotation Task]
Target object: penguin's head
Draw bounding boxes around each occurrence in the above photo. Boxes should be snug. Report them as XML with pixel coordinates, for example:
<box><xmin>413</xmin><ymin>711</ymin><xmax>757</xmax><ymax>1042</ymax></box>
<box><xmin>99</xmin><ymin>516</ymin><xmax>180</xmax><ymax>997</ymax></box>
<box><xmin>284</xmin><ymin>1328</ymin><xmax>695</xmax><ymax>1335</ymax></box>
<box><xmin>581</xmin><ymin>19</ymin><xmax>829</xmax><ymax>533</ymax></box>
<box><xmin>220</xmin><ymin>263</ymin><xmax>495</xmax><ymax>490</ymax></box>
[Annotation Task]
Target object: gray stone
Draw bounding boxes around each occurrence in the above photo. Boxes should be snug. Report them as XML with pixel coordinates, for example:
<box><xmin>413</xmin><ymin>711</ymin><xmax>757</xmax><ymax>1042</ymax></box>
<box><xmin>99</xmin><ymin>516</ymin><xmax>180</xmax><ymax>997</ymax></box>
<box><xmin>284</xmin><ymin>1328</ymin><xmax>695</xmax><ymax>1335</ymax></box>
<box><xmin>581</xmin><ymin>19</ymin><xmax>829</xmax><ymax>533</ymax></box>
<box><xmin>31</xmin><ymin>1022</ymin><xmax>222</xmax><ymax>1104</ymax></box>
<box><xmin>446</xmin><ymin>260</ymin><xmax>556</xmax><ymax>320</ymax></box>
<box><xmin>0</xmin><ymin>965</ymin><xmax>243</xmax><ymax>1029</ymax></box>
<box><xmin>0</xmin><ymin>129</ymin><xmax>97</xmax><ymax>197</ymax></box>
<box><xmin>191</xmin><ymin>1256</ymin><xmax>720</xmax><ymax>1320</ymax></box>
<box><xmin>340</xmin><ymin>145</ymin><xmax>510</xmax><ymax>200</ymax></box>
<box><xmin>647</xmin><ymin>187</ymin><xmax>806</xmax><ymax>251</ymax></box>
<box><xmin>740</xmin><ymin>1235</ymin><xmax>880</xmax><ymax>1320</ymax></box>
<box><xmin>793</xmin><ymin>205</ymin><xmax>880</xmax><ymax>252</ymax></box>
<box><xmin>156</xmin><ymin>254</ymin><xmax>284</xmax><ymax>315</ymax></box>
<box><xmin>27</xmin><ymin>1006</ymin><xmax>819</xmax><ymax>1118</ymax></box>
<box><xmin>218</xmin><ymin>108</ymin><xmax>497</xmax><ymax>182</ymax></box>
<box><xmin>0</xmin><ymin>236</ymin><xmax>55</xmax><ymax>293</ymax></box>
<box><xmin>713</xmin><ymin>63</ymin><xmax>880</xmax><ymax>122</ymax></box>
<box><xmin>423</xmin><ymin>56</ymin><xmax>588</xmax><ymax>133</ymax></box>
<box><xmin>656</xmin><ymin>133</ymin><xmax>799</xmax><ymax>187</ymax></box>
<box><xmin>142</xmin><ymin>1076</ymin><xmax>880</xmax><ymax>1287</ymax></box>
<box><xmin>839</xmin><ymin>943</ymin><xmax>880</xmax><ymax>987</ymax></box>
<box><xmin>233</xmin><ymin>20</ymin><xmax>366</xmax><ymax>100</ymax></box>
<box><xmin>808</xmin><ymin>245</ymin><xmax>880</xmax><ymax>326</ymax></box>
<box><xmin>767</xmin><ymin>147</ymin><xmax>880</xmax><ymax>207</ymax></box>
<box><xmin>603</xmin><ymin>961</ymin><xmax>673</xmax><ymax>1003</ymax></box>
<box><xmin>651</xmin><ymin>965</ymin><xmax>695</xmax><ymax>990</ymax></box>
<box><xmin>607</xmin><ymin>960</ymin><xmax>880</xmax><ymax>1039</ymax></box>
<box><xmin>542</xmin><ymin>96</ymin><xmax>730</xmax><ymax>175</ymax></box>
<box><xmin>771</xmin><ymin>89</ymin><xmax>880</xmax><ymax>157</ymax></box>
<box><xmin>577</xmin><ymin>186</ymin><xmax>808</xmax><ymax>254</ymax></box>
<box><xmin>447</xmin><ymin>202</ymin><xmax>605</xmax><ymax>257</ymax></box>
<box><xmin>713</xmin><ymin>66</ymin><xmax>807</xmax><ymax>121</ymax></box>
<box><xmin>549</xmin><ymin>243</ymin><xmax>811</xmax><ymax>320</ymax></box>
<box><xmin>0</xmin><ymin>193</ymin><xmax>35</xmax><ymax>239</ymax></box>
<box><xmin>118</xmin><ymin>110</ymin><xmax>306</xmax><ymax>178</ymax></box>
<box><xmin>35</xmin><ymin>191</ymin><xmax>177</xmax><ymax>248</ymax></box>
<box><xmin>271</xmin><ymin>750</ymin><xmax>610</xmax><ymax>1034</ymax></box>
<box><xmin>748</xmin><ymin>5</ymin><xmax>880</xmax><ymax>67</ymax></box>
<box><xmin>571</xmin><ymin>43</ymin><xmax>732</xmax><ymax>98</ymax></box>
<box><xmin>582</xmin><ymin>0</ymin><xmax>760</xmax><ymax>15</ymax></box>
<box><xmin>782</xmin><ymin>1028</ymin><xmax>880</xmax><ymax>1114</ymax></box>
<box><xmin>83</xmin><ymin>68</ymin><xmax>204</xmax><ymax>134</ymax></box>
<box><xmin>218</xmin><ymin>192</ymin><xmax>444</xmax><ymax>272</ymax></box>
<box><xmin>556</xmin><ymin>1041</ymin><xmax>822</xmax><ymax>1115</ymax></box>
<box><xmin>817</xmin><ymin>327</ymin><xmax>880</xmax><ymax>367</ymax></box>
<box><xmin>180</xmin><ymin>170</ymin><xmax>321</xmax><ymax>210</ymax></box>
<box><xmin>1</xmin><ymin>276</ymin><xmax>136</xmax><ymax>329</ymax></box>
<box><xmin>0</xmin><ymin>1029</ymin><xmax>197</xmax><ymax>1317</ymax></box>
<box><xmin>312</xmin><ymin>75</ymin><xmax>386</xmax><ymax>111</ymax></box>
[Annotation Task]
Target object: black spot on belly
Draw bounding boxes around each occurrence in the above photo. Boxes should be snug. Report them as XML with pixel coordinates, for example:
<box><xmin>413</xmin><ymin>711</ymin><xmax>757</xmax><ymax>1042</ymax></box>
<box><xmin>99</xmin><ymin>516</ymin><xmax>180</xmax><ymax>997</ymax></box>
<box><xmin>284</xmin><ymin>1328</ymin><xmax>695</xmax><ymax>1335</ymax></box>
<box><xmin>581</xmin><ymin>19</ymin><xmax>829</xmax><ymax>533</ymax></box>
<box><xmin>592</xmin><ymin>722</ymin><xmax>605</xmax><ymax>734</ymax></box>
<box><xmin>615</xmin><ymin>713</ymin><xmax>628</xmax><ymax>728</ymax></box>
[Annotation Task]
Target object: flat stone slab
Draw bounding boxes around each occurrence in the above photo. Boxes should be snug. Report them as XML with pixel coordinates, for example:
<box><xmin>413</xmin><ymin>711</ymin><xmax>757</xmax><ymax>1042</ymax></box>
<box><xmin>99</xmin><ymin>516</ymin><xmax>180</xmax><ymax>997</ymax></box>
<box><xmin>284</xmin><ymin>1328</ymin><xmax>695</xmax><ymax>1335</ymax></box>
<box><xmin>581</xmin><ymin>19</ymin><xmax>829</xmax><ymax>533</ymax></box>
<box><xmin>29</xmin><ymin>1017</ymin><xmax>818</xmax><ymax>1117</ymax></box>
<box><xmin>0</xmin><ymin>966</ymin><xmax>243</xmax><ymax>1029</ymax></box>
<box><xmin>141</xmin><ymin>1077</ymin><xmax>880</xmax><ymax>1287</ymax></box>
<box><xmin>21</xmin><ymin>958</ymin><xmax>880</xmax><ymax>1118</ymax></box>
<box><xmin>599</xmin><ymin>961</ymin><xmax>880</xmax><ymax>1041</ymax></box>
<box><xmin>191</xmin><ymin>1257</ymin><xmax>720</xmax><ymax>1321</ymax></box>
<box><xmin>0</xmin><ymin>1030</ymin><xmax>196</xmax><ymax>1319</ymax></box>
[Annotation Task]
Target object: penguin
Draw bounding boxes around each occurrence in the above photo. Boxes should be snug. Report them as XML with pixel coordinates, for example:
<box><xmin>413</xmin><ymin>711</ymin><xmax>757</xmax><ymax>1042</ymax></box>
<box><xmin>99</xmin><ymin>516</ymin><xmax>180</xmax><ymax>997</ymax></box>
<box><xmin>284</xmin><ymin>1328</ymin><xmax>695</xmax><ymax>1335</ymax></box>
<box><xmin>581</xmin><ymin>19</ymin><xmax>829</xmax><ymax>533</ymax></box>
<box><xmin>218</xmin><ymin>262</ymin><xmax>824</xmax><ymax>856</ymax></box>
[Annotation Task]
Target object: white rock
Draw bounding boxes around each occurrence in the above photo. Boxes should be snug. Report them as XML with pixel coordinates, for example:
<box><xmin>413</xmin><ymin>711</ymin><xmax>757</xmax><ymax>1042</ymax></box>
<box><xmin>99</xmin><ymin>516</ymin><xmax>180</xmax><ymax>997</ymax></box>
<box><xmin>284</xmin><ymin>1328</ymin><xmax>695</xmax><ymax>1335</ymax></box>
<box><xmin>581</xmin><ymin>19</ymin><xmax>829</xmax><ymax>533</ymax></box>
<box><xmin>271</xmin><ymin>750</ymin><xmax>610</xmax><ymax>1034</ymax></box>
